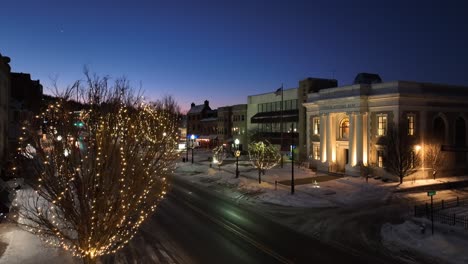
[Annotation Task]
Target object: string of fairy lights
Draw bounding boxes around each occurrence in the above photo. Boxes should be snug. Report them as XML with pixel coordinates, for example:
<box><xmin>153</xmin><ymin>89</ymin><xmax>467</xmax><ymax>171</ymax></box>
<box><xmin>12</xmin><ymin>96</ymin><xmax>180</xmax><ymax>260</ymax></box>
<box><xmin>248</xmin><ymin>141</ymin><xmax>281</xmax><ymax>171</ymax></box>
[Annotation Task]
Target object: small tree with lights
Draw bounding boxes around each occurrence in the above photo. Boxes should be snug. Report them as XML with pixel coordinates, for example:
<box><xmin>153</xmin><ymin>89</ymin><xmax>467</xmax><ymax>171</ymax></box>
<box><xmin>212</xmin><ymin>145</ymin><xmax>227</xmax><ymax>171</ymax></box>
<box><xmin>12</xmin><ymin>73</ymin><xmax>180</xmax><ymax>264</ymax></box>
<box><xmin>384</xmin><ymin>126</ymin><xmax>420</xmax><ymax>184</ymax></box>
<box><xmin>425</xmin><ymin>143</ymin><xmax>446</xmax><ymax>180</ymax></box>
<box><xmin>248</xmin><ymin>141</ymin><xmax>281</xmax><ymax>184</ymax></box>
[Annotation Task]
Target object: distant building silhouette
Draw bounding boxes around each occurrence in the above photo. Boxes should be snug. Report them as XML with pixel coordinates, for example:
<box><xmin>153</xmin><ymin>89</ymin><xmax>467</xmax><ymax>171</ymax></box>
<box><xmin>0</xmin><ymin>53</ymin><xmax>11</xmax><ymax>165</ymax></box>
<box><xmin>353</xmin><ymin>72</ymin><xmax>382</xmax><ymax>85</ymax></box>
<box><xmin>8</xmin><ymin>72</ymin><xmax>43</xmax><ymax>151</ymax></box>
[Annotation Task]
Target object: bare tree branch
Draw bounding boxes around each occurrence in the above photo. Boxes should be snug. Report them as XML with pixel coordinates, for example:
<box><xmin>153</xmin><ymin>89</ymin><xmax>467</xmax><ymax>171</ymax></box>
<box><xmin>12</xmin><ymin>73</ymin><xmax>180</xmax><ymax>263</ymax></box>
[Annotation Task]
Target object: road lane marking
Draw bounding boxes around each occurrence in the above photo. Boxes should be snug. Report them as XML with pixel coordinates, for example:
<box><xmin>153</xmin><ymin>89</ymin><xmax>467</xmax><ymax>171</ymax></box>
<box><xmin>172</xmin><ymin>194</ymin><xmax>293</xmax><ymax>264</ymax></box>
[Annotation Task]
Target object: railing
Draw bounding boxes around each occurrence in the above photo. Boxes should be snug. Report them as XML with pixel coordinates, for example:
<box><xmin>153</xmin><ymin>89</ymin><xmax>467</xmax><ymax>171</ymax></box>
<box><xmin>414</xmin><ymin>196</ymin><xmax>468</xmax><ymax>230</ymax></box>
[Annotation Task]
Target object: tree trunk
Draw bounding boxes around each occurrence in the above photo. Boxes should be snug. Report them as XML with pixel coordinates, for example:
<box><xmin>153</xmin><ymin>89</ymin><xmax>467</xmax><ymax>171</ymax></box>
<box><xmin>258</xmin><ymin>169</ymin><xmax>261</xmax><ymax>183</ymax></box>
<box><xmin>399</xmin><ymin>176</ymin><xmax>403</xmax><ymax>184</ymax></box>
<box><xmin>83</xmin><ymin>256</ymin><xmax>97</xmax><ymax>264</ymax></box>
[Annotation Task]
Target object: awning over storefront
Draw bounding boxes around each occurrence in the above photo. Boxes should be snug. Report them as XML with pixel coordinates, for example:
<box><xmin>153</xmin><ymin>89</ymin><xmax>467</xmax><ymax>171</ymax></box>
<box><xmin>198</xmin><ymin>135</ymin><xmax>218</xmax><ymax>140</ymax></box>
<box><xmin>251</xmin><ymin>110</ymin><xmax>299</xmax><ymax>123</ymax></box>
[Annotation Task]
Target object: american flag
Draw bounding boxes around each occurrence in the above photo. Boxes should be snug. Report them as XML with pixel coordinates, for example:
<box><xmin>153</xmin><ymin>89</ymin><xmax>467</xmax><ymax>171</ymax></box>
<box><xmin>274</xmin><ymin>87</ymin><xmax>282</xmax><ymax>96</ymax></box>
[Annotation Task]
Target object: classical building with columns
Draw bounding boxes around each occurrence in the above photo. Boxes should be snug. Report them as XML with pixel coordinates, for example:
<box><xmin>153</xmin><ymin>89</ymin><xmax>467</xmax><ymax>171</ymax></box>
<box><xmin>304</xmin><ymin>73</ymin><xmax>468</xmax><ymax>179</ymax></box>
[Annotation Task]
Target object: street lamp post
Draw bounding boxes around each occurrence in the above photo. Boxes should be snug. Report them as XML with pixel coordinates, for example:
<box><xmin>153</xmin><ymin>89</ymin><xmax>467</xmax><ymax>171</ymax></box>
<box><xmin>185</xmin><ymin>139</ymin><xmax>188</xmax><ymax>163</ymax></box>
<box><xmin>191</xmin><ymin>134</ymin><xmax>195</xmax><ymax>164</ymax></box>
<box><xmin>185</xmin><ymin>131</ymin><xmax>189</xmax><ymax>162</ymax></box>
<box><xmin>291</xmin><ymin>124</ymin><xmax>295</xmax><ymax>195</ymax></box>
<box><xmin>235</xmin><ymin>139</ymin><xmax>240</xmax><ymax>178</ymax></box>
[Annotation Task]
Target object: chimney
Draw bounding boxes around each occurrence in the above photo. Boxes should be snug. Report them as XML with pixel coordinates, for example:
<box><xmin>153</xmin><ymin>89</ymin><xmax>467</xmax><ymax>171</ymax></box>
<box><xmin>204</xmin><ymin>100</ymin><xmax>209</xmax><ymax>106</ymax></box>
<box><xmin>191</xmin><ymin>102</ymin><xmax>195</xmax><ymax>108</ymax></box>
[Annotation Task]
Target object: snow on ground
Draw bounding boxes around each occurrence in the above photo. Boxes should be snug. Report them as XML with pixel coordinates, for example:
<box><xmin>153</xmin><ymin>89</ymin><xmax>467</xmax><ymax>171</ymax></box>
<box><xmin>176</xmin><ymin>149</ymin><xmax>400</xmax><ymax>208</ymax></box>
<box><xmin>382</xmin><ymin>219</ymin><xmax>468</xmax><ymax>264</ymax></box>
<box><xmin>179</xmin><ymin>149</ymin><xmax>468</xmax><ymax>264</ymax></box>
<box><xmin>0</xmin><ymin>148</ymin><xmax>465</xmax><ymax>264</ymax></box>
<box><xmin>0</xmin><ymin>223</ymin><xmax>76</xmax><ymax>264</ymax></box>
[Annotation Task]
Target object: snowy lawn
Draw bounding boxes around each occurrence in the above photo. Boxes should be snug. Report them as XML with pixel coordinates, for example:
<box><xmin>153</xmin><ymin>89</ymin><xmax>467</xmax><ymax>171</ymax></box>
<box><xmin>176</xmin><ymin>150</ymin><xmax>400</xmax><ymax>208</ymax></box>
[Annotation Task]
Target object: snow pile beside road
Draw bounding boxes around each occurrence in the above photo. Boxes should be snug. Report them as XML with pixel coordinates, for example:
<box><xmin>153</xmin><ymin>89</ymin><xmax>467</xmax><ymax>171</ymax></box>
<box><xmin>381</xmin><ymin>220</ymin><xmax>468</xmax><ymax>264</ymax></box>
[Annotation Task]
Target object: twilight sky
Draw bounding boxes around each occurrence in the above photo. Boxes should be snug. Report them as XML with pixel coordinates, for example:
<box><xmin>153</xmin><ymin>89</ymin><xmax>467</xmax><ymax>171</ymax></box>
<box><xmin>2</xmin><ymin>0</ymin><xmax>468</xmax><ymax>112</ymax></box>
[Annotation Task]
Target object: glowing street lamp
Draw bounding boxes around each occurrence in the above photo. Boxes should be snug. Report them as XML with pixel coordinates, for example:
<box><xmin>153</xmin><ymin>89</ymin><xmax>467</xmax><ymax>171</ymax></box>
<box><xmin>191</xmin><ymin>134</ymin><xmax>195</xmax><ymax>164</ymax></box>
<box><xmin>290</xmin><ymin>124</ymin><xmax>296</xmax><ymax>195</ymax></box>
<box><xmin>234</xmin><ymin>139</ymin><xmax>240</xmax><ymax>178</ymax></box>
<box><xmin>414</xmin><ymin>145</ymin><xmax>422</xmax><ymax>152</ymax></box>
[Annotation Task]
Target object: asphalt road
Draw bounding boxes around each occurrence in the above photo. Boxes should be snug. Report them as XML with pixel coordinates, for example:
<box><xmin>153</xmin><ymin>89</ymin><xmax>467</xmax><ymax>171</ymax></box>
<box><xmin>105</xmin><ymin>176</ymin><xmax>397</xmax><ymax>264</ymax></box>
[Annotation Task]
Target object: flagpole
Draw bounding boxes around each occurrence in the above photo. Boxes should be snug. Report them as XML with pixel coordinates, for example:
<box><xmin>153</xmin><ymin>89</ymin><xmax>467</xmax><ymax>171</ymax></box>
<box><xmin>280</xmin><ymin>83</ymin><xmax>284</xmax><ymax>168</ymax></box>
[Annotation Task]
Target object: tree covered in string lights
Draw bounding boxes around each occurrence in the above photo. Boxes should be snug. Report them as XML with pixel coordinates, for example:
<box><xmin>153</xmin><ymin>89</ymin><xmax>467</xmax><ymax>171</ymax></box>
<box><xmin>212</xmin><ymin>145</ymin><xmax>227</xmax><ymax>170</ymax></box>
<box><xmin>248</xmin><ymin>141</ymin><xmax>281</xmax><ymax>183</ymax></box>
<box><xmin>12</xmin><ymin>73</ymin><xmax>180</xmax><ymax>264</ymax></box>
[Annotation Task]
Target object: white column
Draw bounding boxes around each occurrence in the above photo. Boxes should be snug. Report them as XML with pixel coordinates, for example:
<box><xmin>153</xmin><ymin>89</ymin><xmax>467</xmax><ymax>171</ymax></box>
<box><xmin>356</xmin><ymin>113</ymin><xmax>363</xmax><ymax>165</ymax></box>
<box><xmin>362</xmin><ymin>112</ymin><xmax>368</xmax><ymax>165</ymax></box>
<box><xmin>349</xmin><ymin>113</ymin><xmax>356</xmax><ymax>166</ymax></box>
<box><xmin>326</xmin><ymin>113</ymin><xmax>333</xmax><ymax>163</ymax></box>
<box><xmin>306</xmin><ymin>112</ymin><xmax>312</xmax><ymax>160</ymax></box>
<box><xmin>320</xmin><ymin>114</ymin><xmax>327</xmax><ymax>162</ymax></box>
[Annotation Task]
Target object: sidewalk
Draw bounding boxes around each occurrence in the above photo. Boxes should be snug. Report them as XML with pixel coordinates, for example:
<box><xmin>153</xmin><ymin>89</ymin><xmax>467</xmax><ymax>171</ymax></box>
<box><xmin>0</xmin><ymin>223</ymin><xmax>75</xmax><ymax>264</ymax></box>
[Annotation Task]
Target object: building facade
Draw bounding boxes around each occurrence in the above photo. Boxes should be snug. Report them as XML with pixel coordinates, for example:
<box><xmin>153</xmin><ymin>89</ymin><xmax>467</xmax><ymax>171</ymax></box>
<box><xmin>247</xmin><ymin>87</ymin><xmax>299</xmax><ymax>153</ymax></box>
<box><xmin>304</xmin><ymin>75</ymin><xmax>468</xmax><ymax>179</ymax></box>
<box><xmin>231</xmin><ymin>104</ymin><xmax>247</xmax><ymax>151</ymax></box>
<box><xmin>0</xmin><ymin>53</ymin><xmax>11</xmax><ymax>164</ymax></box>
<box><xmin>9</xmin><ymin>73</ymin><xmax>43</xmax><ymax>150</ymax></box>
<box><xmin>247</xmin><ymin>78</ymin><xmax>336</xmax><ymax>160</ymax></box>
<box><xmin>214</xmin><ymin>104</ymin><xmax>247</xmax><ymax>151</ymax></box>
<box><xmin>187</xmin><ymin>100</ymin><xmax>218</xmax><ymax>148</ymax></box>
<box><xmin>217</xmin><ymin>106</ymin><xmax>232</xmax><ymax>145</ymax></box>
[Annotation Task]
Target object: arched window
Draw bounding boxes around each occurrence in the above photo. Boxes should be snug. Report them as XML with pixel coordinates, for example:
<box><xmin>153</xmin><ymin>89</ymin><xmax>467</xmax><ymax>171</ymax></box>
<box><xmin>340</xmin><ymin>118</ymin><xmax>350</xmax><ymax>139</ymax></box>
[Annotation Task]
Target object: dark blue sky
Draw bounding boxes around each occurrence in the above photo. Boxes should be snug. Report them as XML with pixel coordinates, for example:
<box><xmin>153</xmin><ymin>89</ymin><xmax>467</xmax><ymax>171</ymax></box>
<box><xmin>2</xmin><ymin>0</ymin><xmax>468</xmax><ymax>111</ymax></box>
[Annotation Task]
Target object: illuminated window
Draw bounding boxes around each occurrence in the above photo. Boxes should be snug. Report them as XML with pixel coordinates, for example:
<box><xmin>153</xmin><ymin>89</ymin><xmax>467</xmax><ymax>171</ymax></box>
<box><xmin>377</xmin><ymin>150</ymin><xmax>384</xmax><ymax>167</ymax></box>
<box><xmin>313</xmin><ymin>118</ymin><xmax>320</xmax><ymax>135</ymax></box>
<box><xmin>410</xmin><ymin>151</ymin><xmax>415</xmax><ymax>168</ymax></box>
<box><xmin>340</xmin><ymin>118</ymin><xmax>349</xmax><ymax>139</ymax></box>
<box><xmin>313</xmin><ymin>145</ymin><xmax>320</xmax><ymax>160</ymax></box>
<box><xmin>377</xmin><ymin>115</ymin><xmax>387</xmax><ymax>136</ymax></box>
<box><xmin>407</xmin><ymin>114</ymin><xmax>415</xmax><ymax>136</ymax></box>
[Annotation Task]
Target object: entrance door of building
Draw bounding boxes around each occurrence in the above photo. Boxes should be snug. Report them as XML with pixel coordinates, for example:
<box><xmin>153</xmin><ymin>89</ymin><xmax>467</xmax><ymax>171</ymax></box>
<box><xmin>336</xmin><ymin>148</ymin><xmax>348</xmax><ymax>173</ymax></box>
